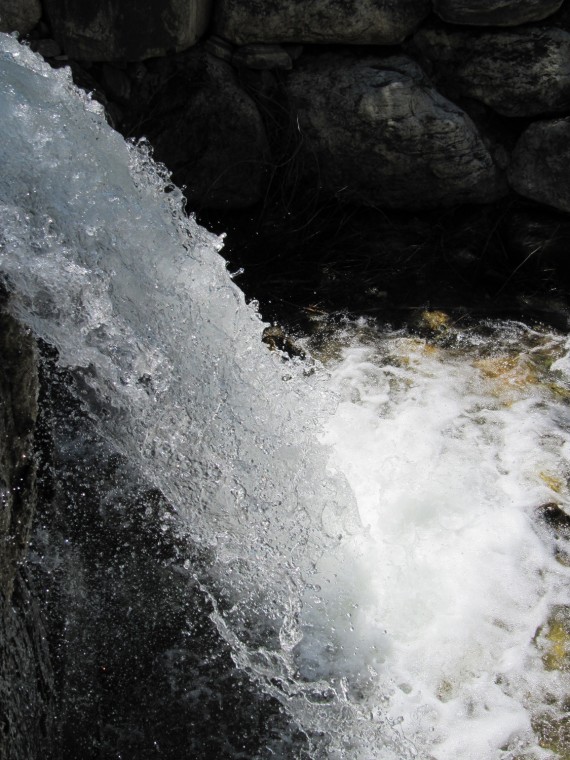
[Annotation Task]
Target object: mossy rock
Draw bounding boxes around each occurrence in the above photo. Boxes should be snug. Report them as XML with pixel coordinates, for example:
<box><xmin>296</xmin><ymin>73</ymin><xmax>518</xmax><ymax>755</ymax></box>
<box><xmin>533</xmin><ymin>711</ymin><xmax>570</xmax><ymax>759</ymax></box>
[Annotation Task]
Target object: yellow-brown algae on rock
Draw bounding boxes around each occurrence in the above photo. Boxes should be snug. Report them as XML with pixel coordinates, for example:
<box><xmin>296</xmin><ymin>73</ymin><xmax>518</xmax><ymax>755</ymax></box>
<box><xmin>532</xmin><ymin>710</ymin><xmax>570</xmax><ymax>759</ymax></box>
<box><xmin>473</xmin><ymin>355</ymin><xmax>538</xmax><ymax>389</ymax></box>
<box><xmin>420</xmin><ymin>309</ymin><xmax>450</xmax><ymax>331</ymax></box>
<box><xmin>539</xmin><ymin>472</ymin><xmax>565</xmax><ymax>495</ymax></box>
<box><xmin>537</xmin><ymin>607</ymin><xmax>570</xmax><ymax>672</ymax></box>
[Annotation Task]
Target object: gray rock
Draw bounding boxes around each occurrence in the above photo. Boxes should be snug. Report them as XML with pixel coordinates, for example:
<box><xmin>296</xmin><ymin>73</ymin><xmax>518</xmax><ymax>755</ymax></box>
<box><xmin>285</xmin><ymin>54</ymin><xmax>504</xmax><ymax>209</ymax></box>
<box><xmin>30</xmin><ymin>38</ymin><xmax>62</xmax><ymax>59</ymax></box>
<box><xmin>0</xmin><ymin>0</ymin><xmax>41</xmax><ymax>34</ymax></box>
<box><xmin>100</xmin><ymin>63</ymin><xmax>132</xmax><ymax>104</ymax></box>
<box><xmin>43</xmin><ymin>0</ymin><xmax>213</xmax><ymax>61</ymax></box>
<box><xmin>508</xmin><ymin>118</ymin><xmax>570</xmax><ymax>213</ymax></box>
<box><xmin>433</xmin><ymin>0</ymin><xmax>564</xmax><ymax>26</ymax></box>
<box><xmin>415</xmin><ymin>26</ymin><xmax>570</xmax><ymax>118</ymax></box>
<box><xmin>136</xmin><ymin>52</ymin><xmax>270</xmax><ymax>209</ymax></box>
<box><xmin>215</xmin><ymin>0</ymin><xmax>430</xmax><ymax>46</ymax></box>
<box><xmin>233</xmin><ymin>43</ymin><xmax>293</xmax><ymax>70</ymax></box>
<box><xmin>204</xmin><ymin>34</ymin><xmax>235</xmax><ymax>63</ymax></box>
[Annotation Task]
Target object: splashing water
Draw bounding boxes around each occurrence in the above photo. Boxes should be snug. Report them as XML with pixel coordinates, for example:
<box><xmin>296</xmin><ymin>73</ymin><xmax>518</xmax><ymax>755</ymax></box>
<box><xmin>301</xmin><ymin>320</ymin><xmax>570</xmax><ymax>758</ymax></box>
<box><xmin>1</xmin><ymin>35</ymin><xmax>570</xmax><ymax>759</ymax></box>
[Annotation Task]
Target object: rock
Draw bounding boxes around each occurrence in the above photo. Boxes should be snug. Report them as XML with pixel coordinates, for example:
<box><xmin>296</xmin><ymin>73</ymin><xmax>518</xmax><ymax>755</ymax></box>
<box><xmin>215</xmin><ymin>0</ymin><xmax>430</xmax><ymax>46</ymax></box>
<box><xmin>0</xmin><ymin>308</ymin><xmax>39</xmax><ymax>604</ymax></box>
<box><xmin>233</xmin><ymin>43</ymin><xmax>293</xmax><ymax>70</ymax></box>
<box><xmin>30</xmin><ymin>38</ymin><xmax>62</xmax><ymax>59</ymax></box>
<box><xmin>285</xmin><ymin>53</ymin><xmax>503</xmax><ymax>209</ymax></box>
<box><xmin>129</xmin><ymin>51</ymin><xmax>270</xmax><ymax>209</ymax></box>
<box><xmin>505</xmin><ymin>206</ymin><xmax>570</xmax><ymax>279</ymax></box>
<box><xmin>43</xmin><ymin>0</ymin><xmax>213</xmax><ymax>61</ymax></box>
<box><xmin>0</xmin><ymin>572</ymin><xmax>55</xmax><ymax>760</ymax></box>
<box><xmin>284</xmin><ymin>44</ymin><xmax>304</xmax><ymax>62</ymax></box>
<box><xmin>508</xmin><ymin>118</ymin><xmax>570</xmax><ymax>213</ymax></box>
<box><xmin>0</xmin><ymin>305</ymin><xmax>54</xmax><ymax>760</ymax></box>
<box><xmin>433</xmin><ymin>0</ymin><xmax>564</xmax><ymax>26</ymax></box>
<box><xmin>204</xmin><ymin>34</ymin><xmax>234</xmax><ymax>63</ymax></box>
<box><xmin>100</xmin><ymin>63</ymin><xmax>132</xmax><ymax>104</ymax></box>
<box><xmin>414</xmin><ymin>25</ymin><xmax>570</xmax><ymax>118</ymax></box>
<box><xmin>0</xmin><ymin>0</ymin><xmax>41</xmax><ymax>35</ymax></box>
<box><xmin>262</xmin><ymin>325</ymin><xmax>306</xmax><ymax>359</ymax></box>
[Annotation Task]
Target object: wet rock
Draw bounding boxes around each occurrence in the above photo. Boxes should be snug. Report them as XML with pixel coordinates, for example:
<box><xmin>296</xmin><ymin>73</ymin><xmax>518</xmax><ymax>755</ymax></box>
<box><xmin>285</xmin><ymin>53</ymin><xmax>504</xmax><ymax>209</ymax></box>
<box><xmin>43</xmin><ymin>0</ymin><xmax>213</xmax><ymax>61</ymax></box>
<box><xmin>433</xmin><ymin>0</ymin><xmax>564</xmax><ymax>26</ymax></box>
<box><xmin>130</xmin><ymin>51</ymin><xmax>270</xmax><ymax>209</ymax></box>
<box><xmin>414</xmin><ymin>25</ymin><xmax>570</xmax><ymax>118</ymax></box>
<box><xmin>0</xmin><ymin>306</ymin><xmax>55</xmax><ymax>760</ymax></box>
<box><xmin>0</xmin><ymin>0</ymin><xmax>41</xmax><ymax>35</ymax></box>
<box><xmin>0</xmin><ymin>310</ymin><xmax>39</xmax><ymax>604</ymax></box>
<box><xmin>537</xmin><ymin>605</ymin><xmax>570</xmax><ymax>671</ymax></box>
<box><xmin>262</xmin><ymin>325</ymin><xmax>306</xmax><ymax>359</ymax></box>
<box><xmin>508</xmin><ymin>118</ymin><xmax>570</xmax><ymax>213</ymax></box>
<box><xmin>0</xmin><ymin>573</ymin><xmax>55</xmax><ymax>760</ymax></box>
<box><xmin>536</xmin><ymin>502</ymin><xmax>570</xmax><ymax>534</ymax></box>
<box><xmin>215</xmin><ymin>0</ymin><xmax>430</xmax><ymax>46</ymax></box>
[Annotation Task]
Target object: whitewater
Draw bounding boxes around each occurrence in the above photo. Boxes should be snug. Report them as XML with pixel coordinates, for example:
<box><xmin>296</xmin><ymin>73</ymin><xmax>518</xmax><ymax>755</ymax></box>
<box><xmin>1</xmin><ymin>34</ymin><xmax>570</xmax><ymax>759</ymax></box>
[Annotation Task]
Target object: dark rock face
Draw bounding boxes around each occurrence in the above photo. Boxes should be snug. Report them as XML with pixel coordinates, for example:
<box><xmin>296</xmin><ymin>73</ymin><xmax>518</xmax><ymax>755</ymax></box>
<box><xmin>0</xmin><ymin>311</ymin><xmax>38</xmax><ymax>604</ymax></box>
<box><xmin>43</xmin><ymin>0</ymin><xmax>213</xmax><ymax>61</ymax></box>
<box><xmin>129</xmin><ymin>51</ymin><xmax>270</xmax><ymax>209</ymax></box>
<box><xmin>508</xmin><ymin>117</ymin><xmax>570</xmax><ymax>213</ymax></box>
<box><xmin>0</xmin><ymin>573</ymin><xmax>55</xmax><ymax>760</ymax></box>
<box><xmin>0</xmin><ymin>309</ymin><xmax>55</xmax><ymax>760</ymax></box>
<box><xmin>215</xmin><ymin>0</ymin><xmax>431</xmax><ymax>45</ymax></box>
<box><xmin>285</xmin><ymin>53</ymin><xmax>504</xmax><ymax>209</ymax></box>
<box><xmin>0</xmin><ymin>0</ymin><xmax>41</xmax><ymax>35</ymax></box>
<box><xmin>414</xmin><ymin>25</ymin><xmax>570</xmax><ymax>118</ymax></box>
<box><xmin>433</xmin><ymin>0</ymin><xmax>564</xmax><ymax>26</ymax></box>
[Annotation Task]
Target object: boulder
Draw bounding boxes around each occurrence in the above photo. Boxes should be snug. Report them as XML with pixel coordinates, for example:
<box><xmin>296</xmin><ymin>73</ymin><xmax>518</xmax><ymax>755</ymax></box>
<box><xmin>0</xmin><ymin>0</ymin><xmax>41</xmax><ymax>35</ymax></box>
<box><xmin>508</xmin><ymin>118</ymin><xmax>570</xmax><ymax>213</ymax></box>
<box><xmin>43</xmin><ymin>0</ymin><xmax>213</xmax><ymax>61</ymax></box>
<box><xmin>129</xmin><ymin>51</ymin><xmax>270</xmax><ymax>209</ymax></box>
<box><xmin>433</xmin><ymin>0</ymin><xmax>564</xmax><ymax>26</ymax></box>
<box><xmin>215</xmin><ymin>0</ymin><xmax>430</xmax><ymax>46</ymax></box>
<box><xmin>414</xmin><ymin>26</ymin><xmax>570</xmax><ymax>118</ymax></box>
<box><xmin>285</xmin><ymin>53</ymin><xmax>504</xmax><ymax>209</ymax></box>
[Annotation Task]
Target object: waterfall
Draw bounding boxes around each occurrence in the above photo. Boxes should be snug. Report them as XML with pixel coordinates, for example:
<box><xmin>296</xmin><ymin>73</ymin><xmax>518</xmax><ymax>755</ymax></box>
<box><xmin>2</xmin><ymin>34</ymin><xmax>570</xmax><ymax>759</ymax></box>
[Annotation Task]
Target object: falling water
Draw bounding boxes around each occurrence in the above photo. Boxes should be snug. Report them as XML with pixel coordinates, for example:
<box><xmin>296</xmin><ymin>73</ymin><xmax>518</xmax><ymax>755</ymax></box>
<box><xmin>1</xmin><ymin>35</ymin><xmax>570</xmax><ymax>759</ymax></box>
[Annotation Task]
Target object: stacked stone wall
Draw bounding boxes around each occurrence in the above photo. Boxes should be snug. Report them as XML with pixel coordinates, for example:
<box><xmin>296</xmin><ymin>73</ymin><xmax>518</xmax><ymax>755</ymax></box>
<box><xmin>2</xmin><ymin>0</ymin><xmax>570</xmax><ymax>215</ymax></box>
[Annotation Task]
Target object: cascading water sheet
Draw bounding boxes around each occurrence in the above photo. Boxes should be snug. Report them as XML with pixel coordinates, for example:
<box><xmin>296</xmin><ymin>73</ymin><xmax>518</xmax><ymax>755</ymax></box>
<box><xmin>1</xmin><ymin>34</ymin><xmax>570</xmax><ymax>759</ymax></box>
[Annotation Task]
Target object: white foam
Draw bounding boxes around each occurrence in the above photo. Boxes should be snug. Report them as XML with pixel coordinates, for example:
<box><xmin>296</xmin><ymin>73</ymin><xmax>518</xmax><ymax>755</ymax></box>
<box><xmin>296</xmin><ymin>323</ymin><xmax>570</xmax><ymax>757</ymax></box>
